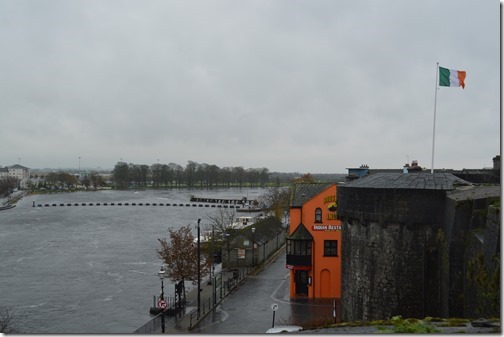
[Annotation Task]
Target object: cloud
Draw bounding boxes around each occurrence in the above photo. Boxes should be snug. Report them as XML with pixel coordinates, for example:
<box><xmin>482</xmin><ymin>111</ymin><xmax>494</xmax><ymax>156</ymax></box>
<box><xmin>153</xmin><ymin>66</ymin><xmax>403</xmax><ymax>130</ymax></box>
<box><xmin>0</xmin><ymin>0</ymin><xmax>499</xmax><ymax>172</ymax></box>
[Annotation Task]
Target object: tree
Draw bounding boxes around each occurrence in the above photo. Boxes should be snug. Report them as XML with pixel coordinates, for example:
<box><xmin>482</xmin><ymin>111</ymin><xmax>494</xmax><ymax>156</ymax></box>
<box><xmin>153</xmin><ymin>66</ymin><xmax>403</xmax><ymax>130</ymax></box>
<box><xmin>157</xmin><ymin>225</ymin><xmax>209</xmax><ymax>301</ymax></box>
<box><xmin>185</xmin><ymin>161</ymin><xmax>197</xmax><ymax>187</ymax></box>
<box><xmin>151</xmin><ymin>163</ymin><xmax>162</xmax><ymax>187</ymax></box>
<box><xmin>0</xmin><ymin>306</ymin><xmax>22</xmax><ymax>333</ymax></box>
<box><xmin>207</xmin><ymin>209</ymin><xmax>240</xmax><ymax>267</ymax></box>
<box><xmin>89</xmin><ymin>171</ymin><xmax>104</xmax><ymax>190</ymax></box>
<box><xmin>0</xmin><ymin>177</ymin><xmax>18</xmax><ymax>197</ymax></box>
<box><xmin>292</xmin><ymin>173</ymin><xmax>316</xmax><ymax>183</ymax></box>
<box><xmin>260</xmin><ymin>186</ymin><xmax>291</xmax><ymax>222</ymax></box>
<box><xmin>112</xmin><ymin>162</ymin><xmax>129</xmax><ymax>188</ymax></box>
<box><xmin>207</xmin><ymin>208</ymin><xmax>237</xmax><ymax>234</ymax></box>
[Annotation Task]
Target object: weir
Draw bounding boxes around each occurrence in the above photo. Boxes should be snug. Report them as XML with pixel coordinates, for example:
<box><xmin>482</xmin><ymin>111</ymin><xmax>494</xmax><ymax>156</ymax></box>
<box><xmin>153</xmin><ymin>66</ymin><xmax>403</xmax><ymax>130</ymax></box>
<box><xmin>32</xmin><ymin>200</ymin><xmax>241</xmax><ymax>209</ymax></box>
<box><xmin>189</xmin><ymin>196</ymin><xmax>256</xmax><ymax>205</ymax></box>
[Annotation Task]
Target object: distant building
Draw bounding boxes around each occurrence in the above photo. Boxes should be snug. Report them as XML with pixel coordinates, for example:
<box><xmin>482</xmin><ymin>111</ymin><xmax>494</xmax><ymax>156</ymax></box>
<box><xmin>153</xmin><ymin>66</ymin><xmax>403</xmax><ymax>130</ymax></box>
<box><xmin>346</xmin><ymin>155</ymin><xmax>500</xmax><ymax>185</ymax></box>
<box><xmin>2</xmin><ymin>164</ymin><xmax>31</xmax><ymax>189</ymax></box>
<box><xmin>222</xmin><ymin>216</ymin><xmax>284</xmax><ymax>268</ymax></box>
<box><xmin>7</xmin><ymin>164</ymin><xmax>31</xmax><ymax>180</ymax></box>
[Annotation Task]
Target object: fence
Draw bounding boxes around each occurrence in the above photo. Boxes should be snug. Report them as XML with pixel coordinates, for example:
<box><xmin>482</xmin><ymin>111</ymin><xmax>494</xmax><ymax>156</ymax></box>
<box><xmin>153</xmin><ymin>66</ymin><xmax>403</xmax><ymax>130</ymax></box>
<box><xmin>133</xmin><ymin>243</ymin><xmax>284</xmax><ymax>333</ymax></box>
<box><xmin>132</xmin><ymin>267</ymin><xmax>252</xmax><ymax>333</ymax></box>
<box><xmin>187</xmin><ymin>267</ymin><xmax>251</xmax><ymax>330</ymax></box>
<box><xmin>133</xmin><ymin>313</ymin><xmax>163</xmax><ymax>334</ymax></box>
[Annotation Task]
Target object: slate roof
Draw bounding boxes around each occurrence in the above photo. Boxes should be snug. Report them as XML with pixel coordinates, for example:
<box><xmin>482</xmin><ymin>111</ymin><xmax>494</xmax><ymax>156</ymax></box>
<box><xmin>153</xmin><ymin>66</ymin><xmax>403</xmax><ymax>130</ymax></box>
<box><xmin>230</xmin><ymin>216</ymin><xmax>284</xmax><ymax>245</ymax></box>
<box><xmin>8</xmin><ymin>164</ymin><xmax>29</xmax><ymax>169</ymax></box>
<box><xmin>446</xmin><ymin>185</ymin><xmax>501</xmax><ymax>201</ymax></box>
<box><xmin>288</xmin><ymin>223</ymin><xmax>313</xmax><ymax>240</ymax></box>
<box><xmin>290</xmin><ymin>183</ymin><xmax>334</xmax><ymax>207</ymax></box>
<box><xmin>341</xmin><ymin>172</ymin><xmax>472</xmax><ymax>190</ymax></box>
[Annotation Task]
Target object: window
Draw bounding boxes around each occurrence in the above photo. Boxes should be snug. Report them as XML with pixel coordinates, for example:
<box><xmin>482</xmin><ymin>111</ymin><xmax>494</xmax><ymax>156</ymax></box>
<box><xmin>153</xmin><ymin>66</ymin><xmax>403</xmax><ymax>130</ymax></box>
<box><xmin>287</xmin><ymin>239</ymin><xmax>312</xmax><ymax>256</ymax></box>
<box><xmin>315</xmin><ymin>208</ymin><xmax>322</xmax><ymax>223</ymax></box>
<box><xmin>324</xmin><ymin>240</ymin><xmax>338</xmax><ymax>256</ymax></box>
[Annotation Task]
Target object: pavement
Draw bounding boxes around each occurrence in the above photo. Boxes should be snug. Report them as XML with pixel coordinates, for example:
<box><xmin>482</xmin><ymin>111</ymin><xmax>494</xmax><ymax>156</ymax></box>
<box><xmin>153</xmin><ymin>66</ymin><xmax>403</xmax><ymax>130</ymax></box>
<box><xmin>159</xmin><ymin>263</ymin><xmax>260</xmax><ymax>333</ymax></box>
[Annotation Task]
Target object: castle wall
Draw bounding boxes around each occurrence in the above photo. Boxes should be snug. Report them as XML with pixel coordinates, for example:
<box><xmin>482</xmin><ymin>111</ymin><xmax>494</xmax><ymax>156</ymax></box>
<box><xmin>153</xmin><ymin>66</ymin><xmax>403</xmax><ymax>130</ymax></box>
<box><xmin>338</xmin><ymin>186</ymin><xmax>445</xmax><ymax>321</ymax></box>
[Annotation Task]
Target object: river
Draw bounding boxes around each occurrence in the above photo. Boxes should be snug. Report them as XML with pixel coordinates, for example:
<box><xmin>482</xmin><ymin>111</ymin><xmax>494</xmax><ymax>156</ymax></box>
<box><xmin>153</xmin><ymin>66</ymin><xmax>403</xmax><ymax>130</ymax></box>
<box><xmin>0</xmin><ymin>188</ymin><xmax>267</xmax><ymax>333</ymax></box>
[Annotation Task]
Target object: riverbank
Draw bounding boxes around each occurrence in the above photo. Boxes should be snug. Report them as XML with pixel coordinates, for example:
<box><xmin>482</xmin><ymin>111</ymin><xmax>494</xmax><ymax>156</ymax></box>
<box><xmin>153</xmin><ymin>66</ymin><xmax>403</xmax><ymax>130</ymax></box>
<box><xmin>0</xmin><ymin>190</ymin><xmax>26</xmax><ymax>209</ymax></box>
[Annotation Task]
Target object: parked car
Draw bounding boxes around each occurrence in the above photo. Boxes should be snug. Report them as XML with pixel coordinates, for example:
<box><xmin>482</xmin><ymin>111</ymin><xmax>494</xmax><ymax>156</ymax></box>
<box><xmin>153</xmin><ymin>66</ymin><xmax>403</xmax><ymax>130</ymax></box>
<box><xmin>266</xmin><ymin>325</ymin><xmax>303</xmax><ymax>333</ymax></box>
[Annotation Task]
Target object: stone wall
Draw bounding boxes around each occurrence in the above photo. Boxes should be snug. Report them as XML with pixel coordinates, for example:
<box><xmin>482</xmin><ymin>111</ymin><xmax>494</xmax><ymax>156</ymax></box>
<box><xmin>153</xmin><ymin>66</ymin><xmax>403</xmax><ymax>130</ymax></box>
<box><xmin>463</xmin><ymin>205</ymin><xmax>500</xmax><ymax>318</ymax></box>
<box><xmin>338</xmin><ymin>186</ymin><xmax>445</xmax><ymax>321</ymax></box>
<box><xmin>339</xmin><ymin>181</ymin><xmax>500</xmax><ymax>322</ymax></box>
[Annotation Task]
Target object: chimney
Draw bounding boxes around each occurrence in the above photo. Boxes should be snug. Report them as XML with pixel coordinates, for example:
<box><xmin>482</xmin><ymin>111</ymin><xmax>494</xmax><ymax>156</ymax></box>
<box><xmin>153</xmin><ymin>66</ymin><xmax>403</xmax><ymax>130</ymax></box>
<box><xmin>493</xmin><ymin>155</ymin><xmax>500</xmax><ymax>171</ymax></box>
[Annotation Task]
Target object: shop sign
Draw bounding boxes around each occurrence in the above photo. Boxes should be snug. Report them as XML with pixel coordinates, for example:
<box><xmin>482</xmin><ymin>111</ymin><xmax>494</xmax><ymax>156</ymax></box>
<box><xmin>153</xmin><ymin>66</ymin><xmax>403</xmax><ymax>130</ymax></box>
<box><xmin>312</xmin><ymin>224</ymin><xmax>341</xmax><ymax>231</ymax></box>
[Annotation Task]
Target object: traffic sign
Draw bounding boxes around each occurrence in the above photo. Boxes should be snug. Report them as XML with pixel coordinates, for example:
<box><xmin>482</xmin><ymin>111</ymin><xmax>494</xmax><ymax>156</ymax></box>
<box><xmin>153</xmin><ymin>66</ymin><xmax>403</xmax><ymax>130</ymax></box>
<box><xmin>271</xmin><ymin>303</ymin><xmax>278</xmax><ymax>311</ymax></box>
<box><xmin>158</xmin><ymin>299</ymin><xmax>167</xmax><ymax>309</ymax></box>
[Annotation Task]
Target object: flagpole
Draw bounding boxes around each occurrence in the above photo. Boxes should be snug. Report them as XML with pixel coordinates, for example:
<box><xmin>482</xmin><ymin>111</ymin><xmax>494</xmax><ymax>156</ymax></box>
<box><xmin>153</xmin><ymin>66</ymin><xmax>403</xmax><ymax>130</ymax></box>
<box><xmin>431</xmin><ymin>62</ymin><xmax>439</xmax><ymax>174</ymax></box>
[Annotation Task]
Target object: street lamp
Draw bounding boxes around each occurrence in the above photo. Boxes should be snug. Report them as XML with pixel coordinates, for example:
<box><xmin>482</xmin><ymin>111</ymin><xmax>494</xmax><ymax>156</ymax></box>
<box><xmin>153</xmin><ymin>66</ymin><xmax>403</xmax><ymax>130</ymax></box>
<box><xmin>251</xmin><ymin>227</ymin><xmax>256</xmax><ymax>266</ymax></box>
<box><xmin>158</xmin><ymin>267</ymin><xmax>166</xmax><ymax>298</ymax></box>
<box><xmin>197</xmin><ymin>219</ymin><xmax>201</xmax><ymax>319</ymax></box>
<box><xmin>225</xmin><ymin>232</ymin><xmax>231</xmax><ymax>268</ymax></box>
<box><xmin>211</xmin><ymin>224</ymin><xmax>216</xmax><ymax>306</ymax></box>
<box><xmin>158</xmin><ymin>267</ymin><xmax>166</xmax><ymax>333</ymax></box>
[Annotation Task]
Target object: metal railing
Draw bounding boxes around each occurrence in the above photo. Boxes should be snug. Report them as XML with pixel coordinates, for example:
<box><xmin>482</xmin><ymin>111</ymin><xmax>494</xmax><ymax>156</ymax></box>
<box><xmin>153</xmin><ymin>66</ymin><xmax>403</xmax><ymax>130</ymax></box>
<box><xmin>188</xmin><ymin>267</ymin><xmax>251</xmax><ymax>329</ymax></box>
<box><xmin>133</xmin><ymin>313</ymin><xmax>163</xmax><ymax>334</ymax></box>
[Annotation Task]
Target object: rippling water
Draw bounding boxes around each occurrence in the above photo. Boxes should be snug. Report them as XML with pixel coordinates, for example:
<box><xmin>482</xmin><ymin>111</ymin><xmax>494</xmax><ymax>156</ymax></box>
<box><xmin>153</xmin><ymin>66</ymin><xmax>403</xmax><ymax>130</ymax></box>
<box><xmin>0</xmin><ymin>188</ymin><xmax>266</xmax><ymax>333</ymax></box>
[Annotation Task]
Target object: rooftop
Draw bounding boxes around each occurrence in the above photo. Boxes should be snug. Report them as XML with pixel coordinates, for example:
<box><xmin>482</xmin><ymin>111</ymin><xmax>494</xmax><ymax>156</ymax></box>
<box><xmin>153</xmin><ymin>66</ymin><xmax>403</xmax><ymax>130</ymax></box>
<box><xmin>290</xmin><ymin>183</ymin><xmax>334</xmax><ymax>207</ymax></box>
<box><xmin>340</xmin><ymin>172</ymin><xmax>472</xmax><ymax>190</ymax></box>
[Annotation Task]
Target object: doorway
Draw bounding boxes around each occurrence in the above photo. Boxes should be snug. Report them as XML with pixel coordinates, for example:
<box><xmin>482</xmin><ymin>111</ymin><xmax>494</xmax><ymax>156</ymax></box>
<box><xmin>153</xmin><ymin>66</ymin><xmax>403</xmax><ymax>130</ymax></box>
<box><xmin>295</xmin><ymin>270</ymin><xmax>309</xmax><ymax>295</ymax></box>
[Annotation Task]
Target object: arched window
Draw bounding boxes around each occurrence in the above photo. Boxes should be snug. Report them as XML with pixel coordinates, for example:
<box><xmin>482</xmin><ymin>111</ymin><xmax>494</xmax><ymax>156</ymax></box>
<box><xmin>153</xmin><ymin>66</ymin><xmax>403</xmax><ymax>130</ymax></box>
<box><xmin>315</xmin><ymin>208</ymin><xmax>322</xmax><ymax>223</ymax></box>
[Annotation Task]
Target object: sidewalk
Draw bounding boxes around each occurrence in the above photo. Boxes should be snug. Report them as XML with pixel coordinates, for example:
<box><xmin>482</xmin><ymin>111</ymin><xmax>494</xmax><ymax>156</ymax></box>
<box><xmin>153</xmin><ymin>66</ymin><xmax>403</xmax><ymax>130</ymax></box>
<box><xmin>161</xmin><ymin>247</ymin><xmax>285</xmax><ymax>333</ymax></box>
<box><xmin>160</xmin><ymin>265</ymin><xmax>251</xmax><ymax>333</ymax></box>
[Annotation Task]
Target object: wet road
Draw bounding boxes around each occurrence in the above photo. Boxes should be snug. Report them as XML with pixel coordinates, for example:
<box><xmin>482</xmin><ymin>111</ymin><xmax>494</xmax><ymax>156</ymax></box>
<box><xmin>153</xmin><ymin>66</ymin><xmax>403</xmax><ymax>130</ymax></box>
<box><xmin>190</xmin><ymin>249</ymin><xmax>335</xmax><ymax>334</ymax></box>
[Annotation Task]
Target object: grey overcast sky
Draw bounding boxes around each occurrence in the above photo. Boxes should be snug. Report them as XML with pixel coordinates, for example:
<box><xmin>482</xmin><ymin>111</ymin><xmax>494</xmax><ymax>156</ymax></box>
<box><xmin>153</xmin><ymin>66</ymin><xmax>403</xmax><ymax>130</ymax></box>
<box><xmin>1</xmin><ymin>0</ymin><xmax>500</xmax><ymax>173</ymax></box>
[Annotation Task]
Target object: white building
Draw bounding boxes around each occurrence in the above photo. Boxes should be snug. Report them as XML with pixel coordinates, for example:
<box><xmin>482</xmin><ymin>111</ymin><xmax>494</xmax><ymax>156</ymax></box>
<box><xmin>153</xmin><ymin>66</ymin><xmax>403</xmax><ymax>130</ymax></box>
<box><xmin>1</xmin><ymin>164</ymin><xmax>31</xmax><ymax>189</ymax></box>
<box><xmin>7</xmin><ymin>164</ymin><xmax>31</xmax><ymax>180</ymax></box>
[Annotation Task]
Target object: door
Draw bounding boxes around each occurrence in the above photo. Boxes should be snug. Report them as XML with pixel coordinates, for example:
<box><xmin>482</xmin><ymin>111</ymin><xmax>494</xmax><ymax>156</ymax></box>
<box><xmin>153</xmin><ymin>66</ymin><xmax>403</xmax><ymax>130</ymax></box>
<box><xmin>295</xmin><ymin>270</ymin><xmax>308</xmax><ymax>295</ymax></box>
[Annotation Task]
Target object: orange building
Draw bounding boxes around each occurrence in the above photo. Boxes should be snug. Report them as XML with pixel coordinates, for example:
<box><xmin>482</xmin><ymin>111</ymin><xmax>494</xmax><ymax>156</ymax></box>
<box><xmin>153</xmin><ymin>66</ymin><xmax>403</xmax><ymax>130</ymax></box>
<box><xmin>286</xmin><ymin>183</ymin><xmax>341</xmax><ymax>299</ymax></box>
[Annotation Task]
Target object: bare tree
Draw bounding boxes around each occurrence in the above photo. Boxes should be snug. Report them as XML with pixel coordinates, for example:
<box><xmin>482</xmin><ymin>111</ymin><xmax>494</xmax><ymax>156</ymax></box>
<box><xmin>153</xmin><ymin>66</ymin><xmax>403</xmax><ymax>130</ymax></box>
<box><xmin>260</xmin><ymin>186</ymin><xmax>291</xmax><ymax>222</ymax></box>
<box><xmin>0</xmin><ymin>306</ymin><xmax>22</xmax><ymax>333</ymax></box>
<box><xmin>157</xmin><ymin>225</ymin><xmax>209</xmax><ymax>301</ymax></box>
<box><xmin>206</xmin><ymin>208</ymin><xmax>237</xmax><ymax>233</ymax></box>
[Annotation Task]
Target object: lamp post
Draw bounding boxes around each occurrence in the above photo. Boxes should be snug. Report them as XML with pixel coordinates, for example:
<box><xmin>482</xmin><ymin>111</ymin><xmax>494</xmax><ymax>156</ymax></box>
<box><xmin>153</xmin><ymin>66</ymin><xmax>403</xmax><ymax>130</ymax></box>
<box><xmin>211</xmin><ymin>224</ymin><xmax>216</xmax><ymax>305</ymax></box>
<box><xmin>197</xmin><ymin>219</ymin><xmax>201</xmax><ymax>319</ymax></box>
<box><xmin>158</xmin><ymin>267</ymin><xmax>166</xmax><ymax>333</ymax></box>
<box><xmin>251</xmin><ymin>227</ymin><xmax>256</xmax><ymax>266</ymax></box>
<box><xmin>225</xmin><ymin>232</ymin><xmax>231</xmax><ymax>268</ymax></box>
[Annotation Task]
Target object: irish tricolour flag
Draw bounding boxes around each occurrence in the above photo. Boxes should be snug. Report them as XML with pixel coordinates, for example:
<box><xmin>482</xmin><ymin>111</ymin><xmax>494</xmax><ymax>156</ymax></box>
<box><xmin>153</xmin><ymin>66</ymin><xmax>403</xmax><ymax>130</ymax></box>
<box><xmin>439</xmin><ymin>66</ymin><xmax>466</xmax><ymax>89</ymax></box>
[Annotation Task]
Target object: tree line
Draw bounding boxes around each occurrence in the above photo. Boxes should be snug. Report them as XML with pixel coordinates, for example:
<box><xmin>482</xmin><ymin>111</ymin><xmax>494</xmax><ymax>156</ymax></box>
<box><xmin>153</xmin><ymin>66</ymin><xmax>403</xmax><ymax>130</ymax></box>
<box><xmin>112</xmin><ymin>160</ymin><xmax>271</xmax><ymax>189</ymax></box>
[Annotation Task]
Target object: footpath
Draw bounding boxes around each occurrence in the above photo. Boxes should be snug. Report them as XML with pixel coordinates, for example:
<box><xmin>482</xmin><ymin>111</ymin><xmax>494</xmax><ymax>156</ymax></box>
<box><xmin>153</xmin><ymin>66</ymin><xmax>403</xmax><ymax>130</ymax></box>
<box><xmin>155</xmin><ymin>249</ymin><xmax>282</xmax><ymax>334</ymax></box>
<box><xmin>162</xmin><ymin>266</ymin><xmax>250</xmax><ymax>333</ymax></box>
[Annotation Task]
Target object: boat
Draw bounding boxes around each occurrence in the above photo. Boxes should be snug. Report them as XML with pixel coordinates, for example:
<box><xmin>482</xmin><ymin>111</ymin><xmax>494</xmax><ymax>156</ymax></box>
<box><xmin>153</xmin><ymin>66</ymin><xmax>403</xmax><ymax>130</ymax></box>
<box><xmin>192</xmin><ymin>214</ymin><xmax>267</xmax><ymax>244</ymax></box>
<box><xmin>229</xmin><ymin>214</ymin><xmax>266</xmax><ymax>230</ymax></box>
